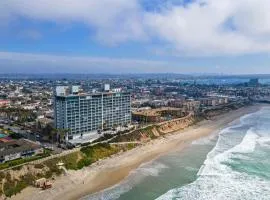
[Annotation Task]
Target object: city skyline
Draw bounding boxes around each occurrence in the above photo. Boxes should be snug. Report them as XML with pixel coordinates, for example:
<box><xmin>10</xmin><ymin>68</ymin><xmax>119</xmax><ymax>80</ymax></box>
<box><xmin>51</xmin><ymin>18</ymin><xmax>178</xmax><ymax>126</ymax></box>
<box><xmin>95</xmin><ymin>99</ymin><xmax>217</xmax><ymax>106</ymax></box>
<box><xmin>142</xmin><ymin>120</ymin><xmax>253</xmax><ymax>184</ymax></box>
<box><xmin>1</xmin><ymin>0</ymin><xmax>270</xmax><ymax>74</ymax></box>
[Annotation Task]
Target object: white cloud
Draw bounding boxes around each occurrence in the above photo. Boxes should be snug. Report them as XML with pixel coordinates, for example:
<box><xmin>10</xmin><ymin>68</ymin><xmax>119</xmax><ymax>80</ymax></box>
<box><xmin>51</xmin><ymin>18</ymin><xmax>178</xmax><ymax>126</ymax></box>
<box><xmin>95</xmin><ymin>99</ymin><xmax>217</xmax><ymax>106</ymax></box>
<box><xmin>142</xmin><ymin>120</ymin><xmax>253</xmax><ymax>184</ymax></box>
<box><xmin>1</xmin><ymin>51</ymin><xmax>270</xmax><ymax>74</ymax></box>
<box><xmin>0</xmin><ymin>51</ymin><xmax>169</xmax><ymax>73</ymax></box>
<box><xmin>145</xmin><ymin>0</ymin><xmax>270</xmax><ymax>56</ymax></box>
<box><xmin>0</xmin><ymin>0</ymin><xmax>146</xmax><ymax>44</ymax></box>
<box><xmin>1</xmin><ymin>0</ymin><xmax>270</xmax><ymax>56</ymax></box>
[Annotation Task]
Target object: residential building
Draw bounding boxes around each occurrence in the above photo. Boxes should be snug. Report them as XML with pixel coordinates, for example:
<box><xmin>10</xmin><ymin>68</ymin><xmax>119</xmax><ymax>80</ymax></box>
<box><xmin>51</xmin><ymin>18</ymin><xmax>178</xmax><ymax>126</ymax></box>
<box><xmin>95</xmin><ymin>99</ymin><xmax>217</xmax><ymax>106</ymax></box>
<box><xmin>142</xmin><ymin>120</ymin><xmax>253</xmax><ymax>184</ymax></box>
<box><xmin>132</xmin><ymin>107</ymin><xmax>185</xmax><ymax>123</ymax></box>
<box><xmin>54</xmin><ymin>86</ymin><xmax>131</xmax><ymax>140</ymax></box>
<box><xmin>0</xmin><ymin>139</ymin><xmax>43</xmax><ymax>163</ymax></box>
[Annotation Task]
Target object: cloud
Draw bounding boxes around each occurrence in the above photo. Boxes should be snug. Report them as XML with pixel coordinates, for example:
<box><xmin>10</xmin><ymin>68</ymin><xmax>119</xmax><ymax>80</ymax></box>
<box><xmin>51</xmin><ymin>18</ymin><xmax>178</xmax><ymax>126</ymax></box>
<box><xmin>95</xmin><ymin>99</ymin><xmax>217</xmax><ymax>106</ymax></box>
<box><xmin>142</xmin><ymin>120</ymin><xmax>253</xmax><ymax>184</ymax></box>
<box><xmin>0</xmin><ymin>0</ymin><xmax>146</xmax><ymax>44</ymax></box>
<box><xmin>145</xmin><ymin>0</ymin><xmax>270</xmax><ymax>56</ymax></box>
<box><xmin>1</xmin><ymin>51</ymin><xmax>270</xmax><ymax>74</ymax></box>
<box><xmin>1</xmin><ymin>0</ymin><xmax>270</xmax><ymax>56</ymax></box>
<box><xmin>0</xmin><ymin>51</ymin><xmax>169</xmax><ymax>73</ymax></box>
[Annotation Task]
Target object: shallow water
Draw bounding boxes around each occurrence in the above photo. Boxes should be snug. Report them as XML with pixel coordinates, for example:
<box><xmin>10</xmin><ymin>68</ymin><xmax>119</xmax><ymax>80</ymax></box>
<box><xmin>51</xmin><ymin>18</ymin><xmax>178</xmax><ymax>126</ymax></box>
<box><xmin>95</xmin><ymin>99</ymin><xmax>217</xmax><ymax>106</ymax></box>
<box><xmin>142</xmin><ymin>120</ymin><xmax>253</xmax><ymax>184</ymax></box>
<box><xmin>83</xmin><ymin>107</ymin><xmax>270</xmax><ymax>200</ymax></box>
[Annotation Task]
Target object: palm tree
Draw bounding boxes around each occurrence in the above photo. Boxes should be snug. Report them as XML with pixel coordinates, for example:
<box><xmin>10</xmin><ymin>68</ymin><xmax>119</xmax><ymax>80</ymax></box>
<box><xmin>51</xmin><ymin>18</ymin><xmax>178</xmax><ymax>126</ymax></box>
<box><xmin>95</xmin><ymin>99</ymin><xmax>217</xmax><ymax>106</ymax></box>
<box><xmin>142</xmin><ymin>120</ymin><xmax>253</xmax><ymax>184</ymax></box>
<box><xmin>50</xmin><ymin>128</ymin><xmax>58</xmax><ymax>146</ymax></box>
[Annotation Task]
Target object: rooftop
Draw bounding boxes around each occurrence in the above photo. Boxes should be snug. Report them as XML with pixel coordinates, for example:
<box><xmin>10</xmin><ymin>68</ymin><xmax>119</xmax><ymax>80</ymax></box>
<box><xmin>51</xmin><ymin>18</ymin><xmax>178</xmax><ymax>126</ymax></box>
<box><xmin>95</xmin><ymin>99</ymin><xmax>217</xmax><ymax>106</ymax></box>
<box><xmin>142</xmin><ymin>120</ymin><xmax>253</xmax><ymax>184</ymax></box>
<box><xmin>55</xmin><ymin>85</ymin><xmax>125</xmax><ymax>97</ymax></box>
<box><xmin>0</xmin><ymin>139</ymin><xmax>41</xmax><ymax>157</ymax></box>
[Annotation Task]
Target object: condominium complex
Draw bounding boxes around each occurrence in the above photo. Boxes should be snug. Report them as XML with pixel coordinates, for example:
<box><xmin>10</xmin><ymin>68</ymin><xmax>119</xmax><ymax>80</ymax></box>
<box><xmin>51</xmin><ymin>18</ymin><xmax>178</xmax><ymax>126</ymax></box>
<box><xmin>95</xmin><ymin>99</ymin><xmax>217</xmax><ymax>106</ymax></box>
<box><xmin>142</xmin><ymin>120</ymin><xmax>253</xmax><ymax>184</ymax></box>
<box><xmin>54</xmin><ymin>86</ymin><xmax>131</xmax><ymax>140</ymax></box>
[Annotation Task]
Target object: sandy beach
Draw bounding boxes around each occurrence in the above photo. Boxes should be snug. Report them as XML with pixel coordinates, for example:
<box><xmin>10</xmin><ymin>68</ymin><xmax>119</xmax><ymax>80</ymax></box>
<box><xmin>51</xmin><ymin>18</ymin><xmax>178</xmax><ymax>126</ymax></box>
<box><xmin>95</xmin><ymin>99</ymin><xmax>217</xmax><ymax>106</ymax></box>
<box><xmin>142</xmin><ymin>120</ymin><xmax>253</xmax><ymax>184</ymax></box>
<box><xmin>11</xmin><ymin>105</ymin><xmax>262</xmax><ymax>200</ymax></box>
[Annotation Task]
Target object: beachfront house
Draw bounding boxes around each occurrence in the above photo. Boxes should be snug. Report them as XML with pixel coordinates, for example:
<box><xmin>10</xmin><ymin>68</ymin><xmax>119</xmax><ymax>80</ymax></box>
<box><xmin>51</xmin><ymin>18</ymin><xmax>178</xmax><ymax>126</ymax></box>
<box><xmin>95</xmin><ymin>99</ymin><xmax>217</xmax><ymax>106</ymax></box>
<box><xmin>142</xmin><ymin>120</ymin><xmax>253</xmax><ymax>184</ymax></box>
<box><xmin>0</xmin><ymin>139</ymin><xmax>43</xmax><ymax>163</ymax></box>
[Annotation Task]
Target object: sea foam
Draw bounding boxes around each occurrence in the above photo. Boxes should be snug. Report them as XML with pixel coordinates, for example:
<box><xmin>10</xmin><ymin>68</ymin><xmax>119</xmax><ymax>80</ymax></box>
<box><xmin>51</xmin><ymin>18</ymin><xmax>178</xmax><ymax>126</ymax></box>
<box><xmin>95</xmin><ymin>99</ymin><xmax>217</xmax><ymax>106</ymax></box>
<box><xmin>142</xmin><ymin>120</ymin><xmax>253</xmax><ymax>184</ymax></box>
<box><xmin>156</xmin><ymin>108</ymin><xmax>270</xmax><ymax>200</ymax></box>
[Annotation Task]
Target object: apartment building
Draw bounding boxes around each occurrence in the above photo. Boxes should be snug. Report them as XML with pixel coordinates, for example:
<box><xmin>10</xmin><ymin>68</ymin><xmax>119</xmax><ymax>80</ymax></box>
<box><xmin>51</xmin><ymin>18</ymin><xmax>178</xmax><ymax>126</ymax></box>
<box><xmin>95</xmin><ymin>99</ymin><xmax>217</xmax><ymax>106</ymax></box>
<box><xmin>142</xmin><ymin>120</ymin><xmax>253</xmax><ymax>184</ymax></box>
<box><xmin>54</xmin><ymin>86</ymin><xmax>131</xmax><ymax>140</ymax></box>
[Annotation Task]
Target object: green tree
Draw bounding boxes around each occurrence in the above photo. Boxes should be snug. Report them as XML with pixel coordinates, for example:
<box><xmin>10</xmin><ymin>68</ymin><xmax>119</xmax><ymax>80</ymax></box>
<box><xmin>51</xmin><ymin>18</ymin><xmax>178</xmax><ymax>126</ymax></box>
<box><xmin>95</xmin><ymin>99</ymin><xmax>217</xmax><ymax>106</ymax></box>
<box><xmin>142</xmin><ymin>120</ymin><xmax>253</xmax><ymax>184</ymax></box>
<box><xmin>58</xmin><ymin>128</ymin><xmax>69</xmax><ymax>143</ymax></box>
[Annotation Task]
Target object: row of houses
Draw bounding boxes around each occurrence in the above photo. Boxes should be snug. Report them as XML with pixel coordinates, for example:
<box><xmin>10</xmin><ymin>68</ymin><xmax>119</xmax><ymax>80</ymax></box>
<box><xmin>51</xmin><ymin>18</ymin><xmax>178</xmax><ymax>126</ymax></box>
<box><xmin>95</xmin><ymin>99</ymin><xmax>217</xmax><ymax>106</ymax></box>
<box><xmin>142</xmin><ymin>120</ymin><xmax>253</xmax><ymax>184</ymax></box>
<box><xmin>199</xmin><ymin>97</ymin><xmax>229</xmax><ymax>107</ymax></box>
<box><xmin>132</xmin><ymin>107</ymin><xmax>187</xmax><ymax>123</ymax></box>
<box><xmin>133</xmin><ymin>96</ymin><xmax>229</xmax><ymax>112</ymax></box>
<box><xmin>168</xmin><ymin>99</ymin><xmax>201</xmax><ymax>112</ymax></box>
<box><xmin>132</xmin><ymin>96</ymin><xmax>229</xmax><ymax>123</ymax></box>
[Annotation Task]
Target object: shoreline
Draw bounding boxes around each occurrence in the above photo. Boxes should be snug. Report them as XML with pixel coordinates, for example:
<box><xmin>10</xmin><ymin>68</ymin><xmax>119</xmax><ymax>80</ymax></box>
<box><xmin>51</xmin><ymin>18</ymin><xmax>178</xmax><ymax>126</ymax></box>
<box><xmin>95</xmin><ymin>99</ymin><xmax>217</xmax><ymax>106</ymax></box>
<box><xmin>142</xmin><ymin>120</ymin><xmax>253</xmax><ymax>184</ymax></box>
<box><xmin>11</xmin><ymin>104</ymin><xmax>263</xmax><ymax>200</ymax></box>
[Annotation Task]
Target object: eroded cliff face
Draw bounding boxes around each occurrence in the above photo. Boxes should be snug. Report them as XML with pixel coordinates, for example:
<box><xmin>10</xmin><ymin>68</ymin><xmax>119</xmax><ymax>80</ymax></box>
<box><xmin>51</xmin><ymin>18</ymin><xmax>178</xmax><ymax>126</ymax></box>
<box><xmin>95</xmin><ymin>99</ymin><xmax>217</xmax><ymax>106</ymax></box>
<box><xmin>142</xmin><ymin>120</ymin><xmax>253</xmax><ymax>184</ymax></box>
<box><xmin>0</xmin><ymin>164</ymin><xmax>51</xmax><ymax>198</ymax></box>
<box><xmin>157</xmin><ymin>113</ymin><xmax>195</xmax><ymax>134</ymax></box>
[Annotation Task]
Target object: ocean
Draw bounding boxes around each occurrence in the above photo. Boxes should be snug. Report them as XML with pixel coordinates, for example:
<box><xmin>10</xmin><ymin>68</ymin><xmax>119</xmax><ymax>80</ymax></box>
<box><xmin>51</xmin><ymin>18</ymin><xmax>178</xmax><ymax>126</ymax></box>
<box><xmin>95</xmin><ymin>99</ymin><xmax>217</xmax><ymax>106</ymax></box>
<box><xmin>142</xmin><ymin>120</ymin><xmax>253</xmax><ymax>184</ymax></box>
<box><xmin>83</xmin><ymin>106</ymin><xmax>270</xmax><ymax>200</ymax></box>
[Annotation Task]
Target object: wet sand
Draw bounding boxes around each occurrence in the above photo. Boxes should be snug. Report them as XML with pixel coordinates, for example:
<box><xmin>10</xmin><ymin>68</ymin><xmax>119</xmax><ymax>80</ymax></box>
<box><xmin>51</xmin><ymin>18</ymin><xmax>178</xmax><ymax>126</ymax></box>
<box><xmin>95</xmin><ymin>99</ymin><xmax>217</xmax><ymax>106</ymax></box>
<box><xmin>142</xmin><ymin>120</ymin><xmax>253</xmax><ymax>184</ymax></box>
<box><xmin>11</xmin><ymin>105</ymin><xmax>261</xmax><ymax>200</ymax></box>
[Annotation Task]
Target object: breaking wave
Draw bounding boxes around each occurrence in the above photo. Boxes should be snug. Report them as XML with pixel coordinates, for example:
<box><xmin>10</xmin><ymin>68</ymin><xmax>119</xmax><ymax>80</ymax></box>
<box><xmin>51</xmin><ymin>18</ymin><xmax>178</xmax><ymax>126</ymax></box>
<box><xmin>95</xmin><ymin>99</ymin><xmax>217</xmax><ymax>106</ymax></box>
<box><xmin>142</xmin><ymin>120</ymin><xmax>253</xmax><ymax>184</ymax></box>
<box><xmin>157</xmin><ymin>108</ymin><xmax>270</xmax><ymax>200</ymax></box>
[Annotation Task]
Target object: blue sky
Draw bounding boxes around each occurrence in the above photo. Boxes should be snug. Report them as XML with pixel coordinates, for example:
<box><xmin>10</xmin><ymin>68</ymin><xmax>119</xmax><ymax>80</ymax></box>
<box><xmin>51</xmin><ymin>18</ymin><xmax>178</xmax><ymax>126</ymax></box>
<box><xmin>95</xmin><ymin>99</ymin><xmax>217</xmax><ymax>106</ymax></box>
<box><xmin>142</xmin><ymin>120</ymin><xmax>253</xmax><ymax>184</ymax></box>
<box><xmin>1</xmin><ymin>0</ymin><xmax>270</xmax><ymax>74</ymax></box>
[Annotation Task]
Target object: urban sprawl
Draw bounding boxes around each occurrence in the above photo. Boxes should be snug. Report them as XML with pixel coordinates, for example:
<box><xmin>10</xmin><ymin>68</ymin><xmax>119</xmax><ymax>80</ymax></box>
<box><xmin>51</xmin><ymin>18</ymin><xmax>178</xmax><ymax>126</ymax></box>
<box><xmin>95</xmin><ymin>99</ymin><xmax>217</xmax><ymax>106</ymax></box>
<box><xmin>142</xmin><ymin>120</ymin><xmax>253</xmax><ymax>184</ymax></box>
<box><xmin>0</xmin><ymin>76</ymin><xmax>269</xmax><ymax>197</ymax></box>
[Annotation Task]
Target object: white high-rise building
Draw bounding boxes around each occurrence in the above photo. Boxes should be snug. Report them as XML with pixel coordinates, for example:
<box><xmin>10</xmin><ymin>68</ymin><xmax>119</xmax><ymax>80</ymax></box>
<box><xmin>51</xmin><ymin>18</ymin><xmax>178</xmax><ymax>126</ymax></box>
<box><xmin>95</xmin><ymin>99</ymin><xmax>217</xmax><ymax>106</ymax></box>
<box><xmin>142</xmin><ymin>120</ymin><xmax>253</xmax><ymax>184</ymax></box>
<box><xmin>54</xmin><ymin>86</ymin><xmax>131</xmax><ymax>141</ymax></box>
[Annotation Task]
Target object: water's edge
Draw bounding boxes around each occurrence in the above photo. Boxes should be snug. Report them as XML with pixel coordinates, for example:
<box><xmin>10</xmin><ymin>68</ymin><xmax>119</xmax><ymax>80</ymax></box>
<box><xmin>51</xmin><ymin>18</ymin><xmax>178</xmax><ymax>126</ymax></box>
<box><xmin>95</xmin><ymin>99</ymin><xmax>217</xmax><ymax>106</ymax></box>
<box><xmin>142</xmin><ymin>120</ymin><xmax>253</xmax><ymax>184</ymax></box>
<box><xmin>83</xmin><ymin>107</ymin><xmax>269</xmax><ymax>200</ymax></box>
